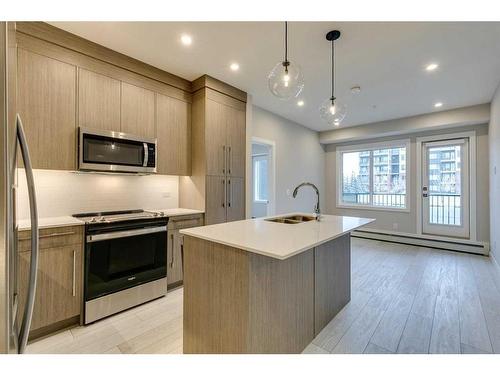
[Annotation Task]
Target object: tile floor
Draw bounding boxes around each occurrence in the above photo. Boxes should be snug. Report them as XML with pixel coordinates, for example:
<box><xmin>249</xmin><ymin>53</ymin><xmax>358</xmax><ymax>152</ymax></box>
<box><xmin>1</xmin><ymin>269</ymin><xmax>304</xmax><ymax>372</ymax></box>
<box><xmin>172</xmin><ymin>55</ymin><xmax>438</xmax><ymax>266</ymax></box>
<box><xmin>27</xmin><ymin>238</ymin><xmax>500</xmax><ymax>354</ymax></box>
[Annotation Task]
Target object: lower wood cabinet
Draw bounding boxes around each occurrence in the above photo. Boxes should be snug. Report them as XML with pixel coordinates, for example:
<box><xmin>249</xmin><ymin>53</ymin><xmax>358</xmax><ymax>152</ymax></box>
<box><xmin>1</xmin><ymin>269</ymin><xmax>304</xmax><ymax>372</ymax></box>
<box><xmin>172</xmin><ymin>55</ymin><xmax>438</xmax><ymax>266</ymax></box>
<box><xmin>205</xmin><ymin>175</ymin><xmax>245</xmax><ymax>225</ymax></box>
<box><xmin>17</xmin><ymin>226</ymin><xmax>83</xmax><ymax>338</ymax></box>
<box><xmin>167</xmin><ymin>214</ymin><xmax>204</xmax><ymax>287</ymax></box>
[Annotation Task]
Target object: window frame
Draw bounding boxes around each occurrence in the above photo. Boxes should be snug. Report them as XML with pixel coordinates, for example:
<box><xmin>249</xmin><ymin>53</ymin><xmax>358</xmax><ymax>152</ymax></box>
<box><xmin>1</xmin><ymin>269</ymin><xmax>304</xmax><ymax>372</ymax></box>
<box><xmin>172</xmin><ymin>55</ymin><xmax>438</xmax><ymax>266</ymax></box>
<box><xmin>336</xmin><ymin>139</ymin><xmax>411</xmax><ymax>212</ymax></box>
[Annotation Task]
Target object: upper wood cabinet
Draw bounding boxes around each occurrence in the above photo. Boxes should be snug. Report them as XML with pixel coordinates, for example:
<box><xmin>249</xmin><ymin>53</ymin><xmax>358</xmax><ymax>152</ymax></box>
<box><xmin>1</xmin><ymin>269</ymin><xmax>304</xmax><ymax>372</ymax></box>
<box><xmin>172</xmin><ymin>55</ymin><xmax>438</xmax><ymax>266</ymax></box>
<box><xmin>78</xmin><ymin>68</ymin><xmax>121</xmax><ymax>131</ymax></box>
<box><xmin>156</xmin><ymin>93</ymin><xmax>191</xmax><ymax>176</ymax></box>
<box><xmin>205</xmin><ymin>99</ymin><xmax>228</xmax><ymax>176</ymax></box>
<box><xmin>121</xmin><ymin>82</ymin><xmax>155</xmax><ymax>138</ymax></box>
<box><xmin>17</xmin><ymin>48</ymin><xmax>77</xmax><ymax>170</ymax></box>
<box><xmin>226</xmin><ymin>105</ymin><xmax>246</xmax><ymax>178</ymax></box>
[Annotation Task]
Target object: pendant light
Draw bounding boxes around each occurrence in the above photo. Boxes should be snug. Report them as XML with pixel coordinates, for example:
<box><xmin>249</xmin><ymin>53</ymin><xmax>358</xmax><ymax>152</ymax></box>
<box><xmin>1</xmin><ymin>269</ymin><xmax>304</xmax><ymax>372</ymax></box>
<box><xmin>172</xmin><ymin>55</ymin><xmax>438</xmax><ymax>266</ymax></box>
<box><xmin>319</xmin><ymin>30</ymin><xmax>347</xmax><ymax>126</ymax></box>
<box><xmin>268</xmin><ymin>21</ymin><xmax>304</xmax><ymax>99</ymax></box>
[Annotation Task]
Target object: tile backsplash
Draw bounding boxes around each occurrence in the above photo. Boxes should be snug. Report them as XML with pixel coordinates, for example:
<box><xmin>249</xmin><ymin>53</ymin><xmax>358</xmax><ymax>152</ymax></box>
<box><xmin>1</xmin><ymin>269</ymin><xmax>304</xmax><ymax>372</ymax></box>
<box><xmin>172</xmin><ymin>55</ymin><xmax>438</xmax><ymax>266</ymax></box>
<box><xmin>16</xmin><ymin>169</ymin><xmax>179</xmax><ymax>219</ymax></box>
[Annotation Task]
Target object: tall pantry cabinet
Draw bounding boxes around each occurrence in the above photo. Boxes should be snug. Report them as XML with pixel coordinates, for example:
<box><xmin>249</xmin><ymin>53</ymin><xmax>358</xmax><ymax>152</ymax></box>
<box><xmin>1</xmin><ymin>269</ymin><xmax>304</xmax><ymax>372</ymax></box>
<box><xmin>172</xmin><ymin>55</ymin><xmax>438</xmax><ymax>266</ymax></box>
<box><xmin>181</xmin><ymin>76</ymin><xmax>246</xmax><ymax>225</ymax></box>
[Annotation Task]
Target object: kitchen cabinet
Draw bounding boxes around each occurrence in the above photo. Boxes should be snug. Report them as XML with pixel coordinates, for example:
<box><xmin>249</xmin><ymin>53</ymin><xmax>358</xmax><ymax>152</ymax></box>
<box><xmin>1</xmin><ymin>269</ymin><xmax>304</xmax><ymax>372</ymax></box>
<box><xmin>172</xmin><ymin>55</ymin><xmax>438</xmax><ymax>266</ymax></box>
<box><xmin>205</xmin><ymin>175</ymin><xmax>245</xmax><ymax>225</ymax></box>
<box><xmin>205</xmin><ymin>98</ymin><xmax>246</xmax><ymax>178</ymax></box>
<box><xmin>167</xmin><ymin>214</ymin><xmax>204</xmax><ymax>287</ymax></box>
<box><xmin>205</xmin><ymin>175</ymin><xmax>227</xmax><ymax>225</ymax></box>
<box><xmin>121</xmin><ymin>82</ymin><xmax>155</xmax><ymax>138</ymax></box>
<box><xmin>78</xmin><ymin>68</ymin><xmax>121</xmax><ymax>132</ymax></box>
<box><xmin>226</xmin><ymin>105</ymin><xmax>246</xmax><ymax>178</ymax></box>
<box><xmin>17</xmin><ymin>226</ymin><xmax>83</xmax><ymax>338</ymax></box>
<box><xmin>205</xmin><ymin>99</ymin><xmax>228</xmax><ymax>176</ymax></box>
<box><xmin>17</xmin><ymin>48</ymin><xmax>77</xmax><ymax>170</ymax></box>
<box><xmin>156</xmin><ymin>93</ymin><xmax>191</xmax><ymax>176</ymax></box>
<box><xmin>226</xmin><ymin>177</ymin><xmax>245</xmax><ymax>222</ymax></box>
<box><xmin>180</xmin><ymin>76</ymin><xmax>247</xmax><ymax>225</ymax></box>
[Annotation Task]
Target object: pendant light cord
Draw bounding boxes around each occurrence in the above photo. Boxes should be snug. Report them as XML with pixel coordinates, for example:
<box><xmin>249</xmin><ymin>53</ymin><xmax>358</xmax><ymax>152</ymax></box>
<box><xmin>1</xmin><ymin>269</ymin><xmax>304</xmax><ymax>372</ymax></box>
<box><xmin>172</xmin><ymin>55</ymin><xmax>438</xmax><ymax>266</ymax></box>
<box><xmin>331</xmin><ymin>39</ymin><xmax>335</xmax><ymax>102</ymax></box>
<box><xmin>284</xmin><ymin>21</ymin><xmax>288</xmax><ymax>63</ymax></box>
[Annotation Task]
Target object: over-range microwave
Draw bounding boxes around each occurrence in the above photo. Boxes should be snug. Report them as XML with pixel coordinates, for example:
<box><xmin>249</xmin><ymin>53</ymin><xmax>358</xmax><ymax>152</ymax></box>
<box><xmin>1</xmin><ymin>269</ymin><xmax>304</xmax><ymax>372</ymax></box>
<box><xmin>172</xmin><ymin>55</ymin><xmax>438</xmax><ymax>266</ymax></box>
<box><xmin>78</xmin><ymin>127</ymin><xmax>157</xmax><ymax>173</ymax></box>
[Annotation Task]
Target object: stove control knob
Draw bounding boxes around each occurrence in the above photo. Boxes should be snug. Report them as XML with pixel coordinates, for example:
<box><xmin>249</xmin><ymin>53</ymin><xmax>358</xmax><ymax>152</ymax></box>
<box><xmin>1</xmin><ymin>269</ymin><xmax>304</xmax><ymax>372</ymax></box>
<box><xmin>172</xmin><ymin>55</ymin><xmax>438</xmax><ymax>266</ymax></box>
<box><xmin>99</xmin><ymin>216</ymin><xmax>107</xmax><ymax>222</ymax></box>
<box><xmin>159</xmin><ymin>212</ymin><xmax>165</xmax><ymax>217</ymax></box>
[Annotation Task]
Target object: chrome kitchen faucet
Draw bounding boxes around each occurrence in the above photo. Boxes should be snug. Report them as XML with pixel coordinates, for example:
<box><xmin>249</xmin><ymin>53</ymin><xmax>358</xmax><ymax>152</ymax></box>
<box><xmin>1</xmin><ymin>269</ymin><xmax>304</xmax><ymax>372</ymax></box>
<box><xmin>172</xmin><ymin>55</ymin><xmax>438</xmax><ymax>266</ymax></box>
<box><xmin>292</xmin><ymin>182</ymin><xmax>321</xmax><ymax>221</ymax></box>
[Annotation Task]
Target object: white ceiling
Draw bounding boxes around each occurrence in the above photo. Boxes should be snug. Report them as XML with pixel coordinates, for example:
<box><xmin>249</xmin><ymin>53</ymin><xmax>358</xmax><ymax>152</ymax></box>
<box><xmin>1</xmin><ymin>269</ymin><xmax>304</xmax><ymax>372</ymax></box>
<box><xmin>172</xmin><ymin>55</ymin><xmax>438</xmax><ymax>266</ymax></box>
<box><xmin>50</xmin><ymin>22</ymin><xmax>500</xmax><ymax>132</ymax></box>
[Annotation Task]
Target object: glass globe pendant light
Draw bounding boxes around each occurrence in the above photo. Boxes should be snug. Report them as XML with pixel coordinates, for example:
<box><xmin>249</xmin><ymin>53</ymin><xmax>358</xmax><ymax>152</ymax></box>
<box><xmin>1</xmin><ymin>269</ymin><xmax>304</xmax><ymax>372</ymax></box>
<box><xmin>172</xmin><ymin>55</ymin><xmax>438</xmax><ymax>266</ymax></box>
<box><xmin>268</xmin><ymin>22</ymin><xmax>304</xmax><ymax>99</ymax></box>
<box><xmin>319</xmin><ymin>30</ymin><xmax>347</xmax><ymax>126</ymax></box>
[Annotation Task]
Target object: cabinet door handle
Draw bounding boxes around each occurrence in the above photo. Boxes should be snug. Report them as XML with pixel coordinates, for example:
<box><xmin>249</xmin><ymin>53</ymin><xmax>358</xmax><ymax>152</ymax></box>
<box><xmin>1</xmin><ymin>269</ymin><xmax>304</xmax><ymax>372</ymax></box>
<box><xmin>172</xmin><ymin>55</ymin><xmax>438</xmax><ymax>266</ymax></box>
<box><xmin>72</xmin><ymin>250</ymin><xmax>76</xmax><ymax>297</ymax></box>
<box><xmin>228</xmin><ymin>146</ymin><xmax>232</xmax><ymax>175</ymax></box>
<box><xmin>180</xmin><ymin>235</ymin><xmax>184</xmax><ymax>274</ymax></box>
<box><xmin>228</xmin><ymin>178</ymin><xmax>232</xmax><ymax>208</ymax></box>
<box><xmin>222</xmin><ymin>145</ymin><xmax>226</xmax><ymax>174</ymax></box>
<box><xmin>222</xmin><ymin>179</ymin><xmax>226</xmax><ymax>208</ymax></box>
<box><xmin>170</xmin><ymin>233</ymin><xmax>175</xmax><ymax>268</ymax></box>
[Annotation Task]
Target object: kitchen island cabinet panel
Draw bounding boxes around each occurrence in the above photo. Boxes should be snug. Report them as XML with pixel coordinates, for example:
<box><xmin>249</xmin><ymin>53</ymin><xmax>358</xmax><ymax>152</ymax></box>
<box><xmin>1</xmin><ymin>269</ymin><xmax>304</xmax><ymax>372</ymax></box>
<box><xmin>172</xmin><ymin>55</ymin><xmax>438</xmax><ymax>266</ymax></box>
<box><xmin>314</xmin><ymin>234</ymin><xmax>351</xmax><ymax>334</ymax></box>
<box><xmin>183</xmin><ymin>231</ymin><xmax>353</xmax><ymax>353</ymax></box>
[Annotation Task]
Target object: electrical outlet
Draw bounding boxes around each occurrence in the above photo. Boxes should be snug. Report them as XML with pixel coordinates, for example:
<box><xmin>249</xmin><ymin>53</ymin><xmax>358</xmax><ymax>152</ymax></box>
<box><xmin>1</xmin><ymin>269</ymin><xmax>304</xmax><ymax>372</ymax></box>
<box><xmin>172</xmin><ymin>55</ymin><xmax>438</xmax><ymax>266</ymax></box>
<box><xmin>162</xmin><ymin>192</ymin><xmax>171</xmax><ymax>198</ymax></box>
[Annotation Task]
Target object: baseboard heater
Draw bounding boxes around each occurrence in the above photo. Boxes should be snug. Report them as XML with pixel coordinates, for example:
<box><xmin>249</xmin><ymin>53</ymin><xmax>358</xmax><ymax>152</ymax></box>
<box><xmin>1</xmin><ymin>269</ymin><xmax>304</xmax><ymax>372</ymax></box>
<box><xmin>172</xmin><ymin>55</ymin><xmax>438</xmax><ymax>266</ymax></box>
<box><xmin>352</xmin><ymin>229</ymin><xmax>489</xmax><ymax>256</ymax></box>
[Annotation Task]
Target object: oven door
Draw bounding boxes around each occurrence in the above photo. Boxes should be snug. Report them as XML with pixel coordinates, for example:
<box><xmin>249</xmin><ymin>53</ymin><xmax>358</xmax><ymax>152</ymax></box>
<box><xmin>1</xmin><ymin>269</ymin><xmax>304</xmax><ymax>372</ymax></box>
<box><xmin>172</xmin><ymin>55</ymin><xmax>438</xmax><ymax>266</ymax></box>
<box><xmin>79</xmin><ymin>127</ymin><xmax>157</xmax><ymax>173</ymax></box>
<box><xmin>85</xmin><ymin>220</ymin><xmax>167</xmax><ymax>301</ymax></box>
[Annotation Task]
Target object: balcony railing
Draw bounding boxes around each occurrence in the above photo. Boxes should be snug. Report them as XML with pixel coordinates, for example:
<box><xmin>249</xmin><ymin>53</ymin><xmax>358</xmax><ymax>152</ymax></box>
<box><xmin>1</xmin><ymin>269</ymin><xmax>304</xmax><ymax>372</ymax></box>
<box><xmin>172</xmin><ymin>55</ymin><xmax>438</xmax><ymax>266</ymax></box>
<box><xmin>429</xmin><ymin>194</ymin><xmax>461</xmax><ymax>226</ymax></box>
<box><xmin>341</xmin><ymin>193</ymin><xmax>406</xmax><ymax>208</ymax></box>
<box><xmin>341</xmin><ymin>192</ymin><xmax>461</xmax><ymax>225</ymax></box>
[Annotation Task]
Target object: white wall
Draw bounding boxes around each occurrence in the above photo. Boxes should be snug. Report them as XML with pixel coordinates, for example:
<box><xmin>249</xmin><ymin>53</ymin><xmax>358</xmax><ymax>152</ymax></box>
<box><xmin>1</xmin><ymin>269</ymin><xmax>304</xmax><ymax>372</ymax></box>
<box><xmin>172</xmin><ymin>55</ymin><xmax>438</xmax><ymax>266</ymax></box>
<box><xmin>16</xmin><ymin>170</ymin><xmax>179</xmax><ymax>219</ymax></box>
<box><xmin>325</xmin><ymin>124</ymin><xmax>490</xmax><ymax>242</ymax></box>
<box><xmin>490</xmin><ymin>84</ymin><xmax>500</xmax><ymax>260</ymax></box>
<box><xmin>320</xmin><ymin>104</ymin><xmax>490</xmax><ymax>144</ymax></box>
<box><xmin>250</xmin><ymin>106</ymin><xmax>325</xmax><ymax>215</ymax></box>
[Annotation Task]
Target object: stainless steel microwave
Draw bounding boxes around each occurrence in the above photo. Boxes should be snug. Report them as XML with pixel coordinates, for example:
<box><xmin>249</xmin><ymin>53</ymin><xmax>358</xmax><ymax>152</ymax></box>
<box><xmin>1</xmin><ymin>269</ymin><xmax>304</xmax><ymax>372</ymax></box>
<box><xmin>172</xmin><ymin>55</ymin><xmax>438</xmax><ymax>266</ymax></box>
<box><xmin>78</xmin><ymin>127</ymin><xmax>157</xmax><ymax>173</ymax></box>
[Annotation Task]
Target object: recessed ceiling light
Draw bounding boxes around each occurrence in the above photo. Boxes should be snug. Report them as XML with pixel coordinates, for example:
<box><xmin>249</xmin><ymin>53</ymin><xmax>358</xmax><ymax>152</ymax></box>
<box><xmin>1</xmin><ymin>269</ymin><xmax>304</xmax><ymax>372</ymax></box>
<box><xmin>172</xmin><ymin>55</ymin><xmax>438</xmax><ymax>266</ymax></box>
<box><xmin>180</xmin><ymin>34</ymin><xmax>192</xmax><ymax>46</ymax></box>
<box><xmin>426</xmin><ymin>63</ymin><xmax>439</xmax><ymax>71</ymax></box>
<box><xmin>230</xmin><ymin>63</ymin><xmax>240</xmax><ymax>71</ymax></box>
<box><xmin>434</xmin><ymin>102</ymin><xmax>443</xmax><ymax>108</ymax></box>
<box><xmin>297</xmin><ymin>100</ymin><xmax>304</xmax><ymax>107</ymax></box>
<box><xmin>351</xmin><ymin>85</ymin><xmax>361</xmax><ymax>94</ymax></box>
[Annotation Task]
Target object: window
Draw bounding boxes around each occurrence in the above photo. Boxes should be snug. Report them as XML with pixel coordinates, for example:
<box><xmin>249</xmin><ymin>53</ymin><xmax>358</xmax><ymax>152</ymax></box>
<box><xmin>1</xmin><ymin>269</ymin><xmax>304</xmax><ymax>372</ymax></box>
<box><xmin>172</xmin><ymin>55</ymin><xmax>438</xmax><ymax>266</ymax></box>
<box><xmin>253</xmin><ymin>155</ymin><xmax>268</xmax><ymax>202</ymax></box>
<box><xmin>338</xmin><ymin>141</ymin><xmax>409</xmax><ymax>209</ymax></box>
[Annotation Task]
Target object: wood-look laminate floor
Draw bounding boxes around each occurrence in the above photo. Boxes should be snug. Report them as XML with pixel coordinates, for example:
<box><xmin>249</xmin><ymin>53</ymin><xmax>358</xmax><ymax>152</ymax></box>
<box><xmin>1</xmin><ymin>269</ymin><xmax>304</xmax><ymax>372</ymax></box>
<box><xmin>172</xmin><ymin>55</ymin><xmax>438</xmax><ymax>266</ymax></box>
<box><xmin>27</xmin><ymin>238</ymin><xmax>500</xmax><ymax>354</ymax></box>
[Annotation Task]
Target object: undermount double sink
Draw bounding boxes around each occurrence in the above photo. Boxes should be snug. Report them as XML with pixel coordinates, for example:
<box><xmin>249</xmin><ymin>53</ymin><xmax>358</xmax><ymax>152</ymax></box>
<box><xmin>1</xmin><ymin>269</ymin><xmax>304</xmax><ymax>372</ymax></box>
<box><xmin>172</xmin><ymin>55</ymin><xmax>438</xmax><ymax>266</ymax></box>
<box><xmin>265</xmin><ymin>214</ymin><xmax>316</xmax><ymax>224</ymax></box>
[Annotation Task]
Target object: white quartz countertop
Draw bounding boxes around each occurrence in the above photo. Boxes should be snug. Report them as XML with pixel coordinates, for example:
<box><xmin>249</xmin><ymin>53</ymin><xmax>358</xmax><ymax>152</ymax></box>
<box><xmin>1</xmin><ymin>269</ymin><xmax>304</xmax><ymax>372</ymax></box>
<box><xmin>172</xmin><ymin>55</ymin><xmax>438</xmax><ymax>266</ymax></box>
<box><xmin>18</xmin><ymin>208</ymin><xmax>204</xmax><ymax>231</ymax></box>
<box><xmin>180</xmin><ymin>213</ymin><xmax>374</xmax><ymax>260</ymax></box>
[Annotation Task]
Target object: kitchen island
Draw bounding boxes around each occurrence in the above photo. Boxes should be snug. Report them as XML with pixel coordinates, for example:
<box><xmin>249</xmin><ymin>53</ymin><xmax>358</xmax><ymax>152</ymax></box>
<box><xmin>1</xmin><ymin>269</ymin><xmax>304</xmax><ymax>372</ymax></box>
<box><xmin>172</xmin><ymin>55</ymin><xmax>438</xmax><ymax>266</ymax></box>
<box><xmin>180</xmin><ymin>213</ymin><xmax>374</xmax><ymax>354</ymax></box>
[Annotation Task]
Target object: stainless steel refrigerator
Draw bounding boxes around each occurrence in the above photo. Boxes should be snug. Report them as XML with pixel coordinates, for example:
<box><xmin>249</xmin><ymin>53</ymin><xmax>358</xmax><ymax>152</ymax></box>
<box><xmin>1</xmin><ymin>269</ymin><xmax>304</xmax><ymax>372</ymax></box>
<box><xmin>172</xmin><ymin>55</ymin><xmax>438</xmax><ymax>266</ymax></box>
<box><xmin>1</xmin><ymin>21</ymin><xmax>39</xmax><ymax>354</ymax></box>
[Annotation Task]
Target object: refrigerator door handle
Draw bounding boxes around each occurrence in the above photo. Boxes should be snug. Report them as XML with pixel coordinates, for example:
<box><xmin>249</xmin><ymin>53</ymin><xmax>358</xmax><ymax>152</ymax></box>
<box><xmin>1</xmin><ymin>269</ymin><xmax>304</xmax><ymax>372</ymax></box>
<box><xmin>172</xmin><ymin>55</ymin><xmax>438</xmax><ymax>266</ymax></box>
<box><xmin>16</xmin><ymin>114</ymin><xmax>39</xmax><ymax>354</ymax></box>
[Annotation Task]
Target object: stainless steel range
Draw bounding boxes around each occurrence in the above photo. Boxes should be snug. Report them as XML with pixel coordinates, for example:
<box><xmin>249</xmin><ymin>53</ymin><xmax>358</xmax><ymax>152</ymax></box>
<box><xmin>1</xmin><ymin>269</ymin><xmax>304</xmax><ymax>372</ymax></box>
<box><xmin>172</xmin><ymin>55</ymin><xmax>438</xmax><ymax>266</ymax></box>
<box><xmin>73</xmin><ymin>209</ymin><xmax>168</xmax><ymax>324</ymax></box>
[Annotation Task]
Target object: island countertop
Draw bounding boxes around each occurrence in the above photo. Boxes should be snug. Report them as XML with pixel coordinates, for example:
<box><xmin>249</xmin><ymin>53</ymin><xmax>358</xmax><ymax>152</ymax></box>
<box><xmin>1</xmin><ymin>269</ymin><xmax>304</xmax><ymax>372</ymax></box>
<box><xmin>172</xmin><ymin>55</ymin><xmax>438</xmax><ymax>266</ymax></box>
<box><xmin>180</xmin><ymin>213</ymin><xmax>374</xmax><ymax>260</ymax></box>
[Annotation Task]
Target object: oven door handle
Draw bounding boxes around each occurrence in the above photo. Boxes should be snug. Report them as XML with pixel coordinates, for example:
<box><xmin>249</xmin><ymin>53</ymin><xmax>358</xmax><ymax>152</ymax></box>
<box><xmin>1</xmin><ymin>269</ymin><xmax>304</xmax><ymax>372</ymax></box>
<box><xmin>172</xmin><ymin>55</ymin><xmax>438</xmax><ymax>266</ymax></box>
<box><xmin>87</xmin><ymin>226</ymin><xmax>167</xmax><ymax>242</ymax></box>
